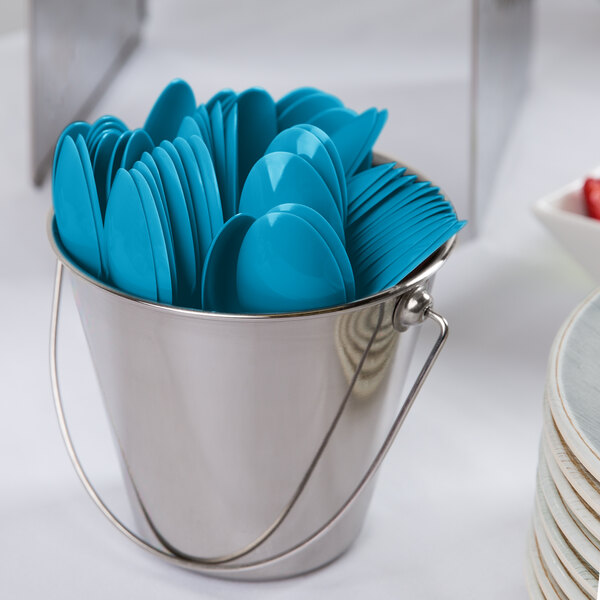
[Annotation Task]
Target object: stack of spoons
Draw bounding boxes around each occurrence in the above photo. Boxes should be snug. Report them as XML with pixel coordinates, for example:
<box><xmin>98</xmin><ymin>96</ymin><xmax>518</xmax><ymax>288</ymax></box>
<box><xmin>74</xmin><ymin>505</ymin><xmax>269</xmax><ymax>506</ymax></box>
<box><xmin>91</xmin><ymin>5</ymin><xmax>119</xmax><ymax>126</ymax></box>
<box><xmin>52</xmin><ymin>78</ymin><xmax>465</xmax><ymax>312</ymax></box>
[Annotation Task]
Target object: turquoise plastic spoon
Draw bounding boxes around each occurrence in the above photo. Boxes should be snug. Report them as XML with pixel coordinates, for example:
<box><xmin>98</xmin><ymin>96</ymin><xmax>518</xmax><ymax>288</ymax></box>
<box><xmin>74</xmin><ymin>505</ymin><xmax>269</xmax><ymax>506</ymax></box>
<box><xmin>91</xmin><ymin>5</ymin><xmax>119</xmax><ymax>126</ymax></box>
<box><xmin>347</xmin><ymin>175</ymin><xmax>423</xmax><ymax>227</ymax></box>
<box><xmin>52</xmin><ymin>121</ymin><xmax>90</xmax><ymax>183</ymax></box>
<box><xmin>106</xmin><ymin>130</ymin><xmax>133</xmax><ymax>195</ymax></box>
<box><xmin>201</xmin><ymin>214</ymin><xmax>255</xmax><ymax>312</ymax></box>
<box><xmin>173</xmin><ymin>137</ymin><xmax>213</xmax><ymax>266</ymax></box>
<box><xmin>238</xmin><ymin>151</ymin><xmax>344</xmax><ymax>242</ymax></box>
<box><xmin>144</xmin><ymin>79</ymin><xmax>196</xmax><ymax>145</ymax></box>
<box><xmin>307</xmin><ymin>107</ymin><xmax>356</xmax><ymax>135</ymax></box>
<box><xmin>268</xmin><ymin>203</ymin><xmax>355</xmax><ymax>301</ymax></box>
<box><xmin>86</xmin><ymin>115</ymin><xmax>127</xmax><ymax>146</ymax></box>
<box><xmin>206</xmin><ymin>89</ymin><xmax>235</xmax><ymax>112</ymax></box>
<box><xmin>346</xmin><ymin>109</ymin><xmax>388</xmax><ymax>176</ymax></box>
<box><xmin>350</xmin><ymin>194</ymin><xmax>448</xmax><ymax>254</ymax></box>
<box><xmin>86</xmin><ymin>116</ymin><xmax>127</xmax><ymax>162</ymax></box>
<box><xmin>91</xmin><ymin>130</ymin><xmax>120</xmax><ymax>219</ymax></box>
<box><xmin>376</xmin><ymin>221</ymin><xmax>466</xmax><ymax>293</ymax></box>
<box><xmin>121</xmin><ymin>129</ymin><xmax>154</xmax><ymax>171</ymax></box>
<box><xmin>278</xmin><ymin>92</ymin><xmax>343</xmax><ymax>131</ymax></box>
<box><xmin>160</xmin><ymin>140</ymin><xmax>201</xmax><ymax>278</ymax></box>
<box><xmin>188</xmin><ymin>135</ymin><xmax>224</xmax><ymax>234</ymax></box>
<box><xmin>295</xmin><ymin>123</ymin><xmax>348</xmax><ymax>224</ymax></box>
<box><xmin>358</xmin><ymin>214</ymin><xmax>458</xmax><ymax>276</ymax></box>
<box><xmin>177</xmin><ymin>115</ymin><xmax>203</xmax><ymax>142</ymax></box>
<box><xmin>353</xmin><ymin>204</ymin><xmax>454</xmax><ymax>269</ymax></box>
<box><xmin>75</xmin><ymin>135</ymin><xmax>106</xmax><ymax>276</ymax></box>
<box><xmin>224</xmin><ymin>102</ymin><xmax>239</xmax><ymax>215</ymax></box>
<box><xmin>134</xmin><ymin>158</ymin><xmax>178</xmax><ymax>299</ymax></box>
<box><xmin>88</xmin><ymin>129</ymin><xmax>122</xmax><ymax>168</ymax></box>
<box><xmin>209</xmin><ymin>101</ymin><xmax>229</xmax><ymax>219</ymax></box>
<box><xmin>236</xmin><ymin>211</ymin><xmax>347</xmax><ymax>314</ymax></box>
<box><xmin>221</xmin><ymin>94</ymin><xmax>237</xmax><ymax>118</ymax></box>
<box><xmin>360</xmin><ymin>220</ymin><xmax>465</xmax><ymax>297</ymax></box>
<box><xmin>329</xmin><ymin>108</ymin><xmax>377</xmax><ymax>176</ymax></box>
<box><xmin>266</xmin><ymin>127</ymin><xmax>343</xmax><ymax>221</ymax></box>
<box><xmin>237</xmin><ymin>88</ymin><xmax>277</xmax><ymax>191</ymax></box>
<box><xmin>347</xmin><ymin>166</ymin><xmax>407</xmax><ymax>223</ymax></box>
<box><xmin>349</xmin><ymin>180</ymin><xmax>435</xmax><ymax>235</ymax></box>
<box><xmin>346</xmin><ymin>163</ymin><xmax>398</xmax><ymax>208</ymax></box>
<box><xmin>105</xmin><ymin>169</ymin><xmax>157</xmax><ymax>301</ymax></box>
<box><xmin>130</xmin><ymin>169</ymin><xmax>173</xmax><ymax>304</ymax></box>
<box><xmin>152</xmin><ymin>146</ymin><xmax>197</xmax><ymax>304</ymax></box>
<box><xmin>193</xmin><ymin>105</ymin><xmax>214</xmax><ymax>155</ymax></box>
<box><xmin>53</xmin><ymin>135</ymin><xmax>102</xmax><ymax>278</ymax></box>
<box><xmin>140</xmin><ymin>151</ymin><xmax>172</xmax><ymax>243</ymax></box>
<box><xmin>276</xmin><ymin>87</ymin><xmax>321</xmax><ymax>116</ymax></box>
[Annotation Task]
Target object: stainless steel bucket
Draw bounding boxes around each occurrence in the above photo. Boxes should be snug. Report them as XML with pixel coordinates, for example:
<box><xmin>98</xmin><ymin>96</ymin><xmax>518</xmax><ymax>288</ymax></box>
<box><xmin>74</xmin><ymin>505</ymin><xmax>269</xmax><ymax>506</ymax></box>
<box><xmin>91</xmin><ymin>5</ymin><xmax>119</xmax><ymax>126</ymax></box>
<box><xmin>49</xmin><ymin>156</ymin><xmax>456</xmax><ymax>580</ymax></box>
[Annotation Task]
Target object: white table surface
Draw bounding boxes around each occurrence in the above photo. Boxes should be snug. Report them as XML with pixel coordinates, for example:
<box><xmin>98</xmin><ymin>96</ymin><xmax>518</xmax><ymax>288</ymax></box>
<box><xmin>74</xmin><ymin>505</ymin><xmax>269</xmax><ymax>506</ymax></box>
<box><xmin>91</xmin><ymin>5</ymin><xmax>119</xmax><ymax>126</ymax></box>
<box><xmin>1</xmin><ymin>1</ymin><xmax>600</xmax><ymax>597</ymax></box>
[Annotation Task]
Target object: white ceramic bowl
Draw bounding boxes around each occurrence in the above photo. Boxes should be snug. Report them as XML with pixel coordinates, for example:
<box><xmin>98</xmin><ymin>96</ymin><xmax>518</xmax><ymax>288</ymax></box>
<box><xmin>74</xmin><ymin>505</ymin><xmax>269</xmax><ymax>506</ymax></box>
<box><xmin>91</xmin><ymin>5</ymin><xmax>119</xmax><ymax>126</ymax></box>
<box><xmin>533</xmin><ymin>166</ymin><xmax>600</xmax><ymax>281</ymax></box>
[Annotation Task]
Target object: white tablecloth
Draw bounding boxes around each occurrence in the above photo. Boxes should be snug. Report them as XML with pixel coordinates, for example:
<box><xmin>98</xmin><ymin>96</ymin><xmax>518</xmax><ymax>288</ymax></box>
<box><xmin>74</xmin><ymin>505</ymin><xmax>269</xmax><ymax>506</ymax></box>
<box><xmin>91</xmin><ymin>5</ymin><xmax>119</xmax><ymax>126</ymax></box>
<box><xmin>1</xmin><ymin>1</ymin><xmax>599</xmax><ymax>597</ymax></box>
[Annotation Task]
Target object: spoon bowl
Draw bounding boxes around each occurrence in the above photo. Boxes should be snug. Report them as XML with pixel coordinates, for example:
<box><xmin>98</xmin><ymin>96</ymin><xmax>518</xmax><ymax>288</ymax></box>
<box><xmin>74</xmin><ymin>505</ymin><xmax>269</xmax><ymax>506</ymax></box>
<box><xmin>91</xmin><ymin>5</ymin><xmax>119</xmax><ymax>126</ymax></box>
<box><xmin>144</xmin><ymin>79</ymin><xmax>196</xmax><ymax>145</ymax></box>
<box><xmin>295</xmin><ymin>123</ymin><xmax>348</xmax><ymax>223</ymax></box>
<box><xmin>236</xmin><ymin>211</ymin><xmax>347</xmax><ymax>314</ymax></box>
<box><xmin>237</xmin><ymin>88</ymin><xmax>277</xmax><ymax>191</ymax></box>
<box><xmin>121</xmin><ymin>129</ymin><xmax>154</xmax><ymax>171</ymax></box>
<box><xmin>105</xmin><ymin>169</ymin><xmax>158</xmax><ymax>301</ymax></box>
<box><xmin>266</xmin><ymin>127</ymin><xmax>343</xmax><ymax>220</ymax></box>
<box><xmin>268</xmin><ymin>203</ymin><xmax>354</xmax><ymax>301</ymax></box>
<box><xmin>278</xmin><ymin>92</ymin><xmax>343</xmax><ymax>131</ymax></box>
<box><xmin>202</xmin><ymin>214</ymin><xmax>255</xmax><ymax>312</ymax></box>
<box><xmin>53</xmin><ymin>135</ymin><xmax>102</xmax><ymax>278</ymax></box>
<box><xmin>238</xmin><ymin>151</ymin><xmax>344</xmax><ymax>242</ymax></box>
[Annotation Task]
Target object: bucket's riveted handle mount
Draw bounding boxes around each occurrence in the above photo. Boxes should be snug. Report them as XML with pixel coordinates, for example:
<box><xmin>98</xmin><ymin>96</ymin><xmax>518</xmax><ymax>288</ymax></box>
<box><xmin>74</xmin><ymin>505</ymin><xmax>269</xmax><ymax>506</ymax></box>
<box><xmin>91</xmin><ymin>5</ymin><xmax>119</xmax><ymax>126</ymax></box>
<box><xmin>50</xmin><ymin>261</ymin><xmax>448</xmax><ymax>575</ymax></box>
<box><xmin>392</xmin><ymin>285</ymin><xmax>433</xmax><ymax>332</ymax></box>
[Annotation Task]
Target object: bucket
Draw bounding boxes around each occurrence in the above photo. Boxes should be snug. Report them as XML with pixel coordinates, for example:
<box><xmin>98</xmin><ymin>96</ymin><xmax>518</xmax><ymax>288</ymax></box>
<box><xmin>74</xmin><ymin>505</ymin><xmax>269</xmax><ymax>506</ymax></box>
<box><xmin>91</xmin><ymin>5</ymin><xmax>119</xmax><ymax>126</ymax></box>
<box><xmin>49</xmin><ymin>155</ymin><xmax>456</xmax><ymax>580</ymax></box>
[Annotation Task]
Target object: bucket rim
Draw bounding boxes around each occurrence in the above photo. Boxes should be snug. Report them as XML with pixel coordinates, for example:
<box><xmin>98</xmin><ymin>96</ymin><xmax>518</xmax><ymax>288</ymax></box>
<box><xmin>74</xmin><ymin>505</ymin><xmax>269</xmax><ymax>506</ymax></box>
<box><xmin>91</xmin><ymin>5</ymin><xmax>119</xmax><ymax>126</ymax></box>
<box><xmin>47</xmin><ymin>154</ymin><xmax>458</xmax><ymax>321</ymax></box>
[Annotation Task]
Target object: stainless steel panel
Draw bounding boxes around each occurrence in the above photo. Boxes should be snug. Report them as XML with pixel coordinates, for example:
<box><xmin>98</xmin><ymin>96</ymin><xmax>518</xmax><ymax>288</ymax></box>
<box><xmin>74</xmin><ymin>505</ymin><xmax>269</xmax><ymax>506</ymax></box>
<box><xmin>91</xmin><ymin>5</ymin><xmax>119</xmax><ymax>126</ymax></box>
<box><xmin>471</xmin><ymin>0</ymin><xmax>533</xmax><ymax>232</ymax></box>
<box><xmin>29</xmin><ymin>0</ymin><xmax>144</xmax><ymax>184</ymax></box>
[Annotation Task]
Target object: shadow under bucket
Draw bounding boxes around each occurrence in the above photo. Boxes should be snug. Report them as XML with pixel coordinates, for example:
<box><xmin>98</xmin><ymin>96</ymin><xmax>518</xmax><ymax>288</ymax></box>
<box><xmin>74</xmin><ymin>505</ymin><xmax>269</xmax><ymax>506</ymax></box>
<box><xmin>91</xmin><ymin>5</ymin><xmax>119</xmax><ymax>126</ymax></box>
<box><xmin>49</xmin><ymin>157</ymin><xmax>456</xmax><ymax>581</ymax></box>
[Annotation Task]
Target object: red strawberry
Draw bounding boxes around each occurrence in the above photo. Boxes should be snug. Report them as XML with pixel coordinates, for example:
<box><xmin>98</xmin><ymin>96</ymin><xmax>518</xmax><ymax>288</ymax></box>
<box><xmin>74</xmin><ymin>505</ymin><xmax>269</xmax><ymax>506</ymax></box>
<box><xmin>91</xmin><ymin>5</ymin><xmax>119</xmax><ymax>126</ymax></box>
<box><xmin>583</xmin><ymin>178</ymin><xmax>600</xmax><ymax>220</ymax></box>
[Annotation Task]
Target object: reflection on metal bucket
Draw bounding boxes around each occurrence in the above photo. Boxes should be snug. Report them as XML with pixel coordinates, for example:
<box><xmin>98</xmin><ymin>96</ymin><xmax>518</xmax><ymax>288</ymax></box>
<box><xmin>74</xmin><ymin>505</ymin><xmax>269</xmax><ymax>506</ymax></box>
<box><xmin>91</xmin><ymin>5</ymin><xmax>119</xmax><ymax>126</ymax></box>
<box><xmin>49</xmin><ymin>157</ymin><xmax>456</xmax><ymax>580</ymax></box>
<box><xmin>336</xmin><ymin>301</ymin><xmax>399</xmax><ymax>399</ymax></box>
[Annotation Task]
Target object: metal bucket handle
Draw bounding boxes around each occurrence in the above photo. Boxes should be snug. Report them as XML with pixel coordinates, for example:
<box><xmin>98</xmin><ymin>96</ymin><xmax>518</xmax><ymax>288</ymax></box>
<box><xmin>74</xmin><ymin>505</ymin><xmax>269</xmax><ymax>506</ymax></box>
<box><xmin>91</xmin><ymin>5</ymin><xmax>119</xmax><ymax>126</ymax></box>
<box><xmin>50</xmin><ymin>259</ymin><xmax>448</xmax><ymax>575</ymax></box>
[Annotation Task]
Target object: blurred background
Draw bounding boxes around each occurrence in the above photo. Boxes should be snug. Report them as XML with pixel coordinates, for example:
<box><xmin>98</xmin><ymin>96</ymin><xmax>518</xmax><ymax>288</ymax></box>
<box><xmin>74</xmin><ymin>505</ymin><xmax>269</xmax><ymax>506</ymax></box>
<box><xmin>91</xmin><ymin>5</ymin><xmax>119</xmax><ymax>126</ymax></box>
<box><xmin>1</xmin><ymin>0</ymin><xmax>600</xmax><ymax>598</ymax></box>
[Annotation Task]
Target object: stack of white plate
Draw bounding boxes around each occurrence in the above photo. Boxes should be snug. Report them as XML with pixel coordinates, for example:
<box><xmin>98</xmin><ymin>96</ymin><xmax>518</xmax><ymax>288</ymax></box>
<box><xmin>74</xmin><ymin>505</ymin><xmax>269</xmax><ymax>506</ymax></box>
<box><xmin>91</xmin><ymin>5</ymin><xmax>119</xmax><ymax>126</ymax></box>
<box><xmin>527</xmin><ymin>291</ymin><xmax>600</xmax><ymax>599</ymax></box>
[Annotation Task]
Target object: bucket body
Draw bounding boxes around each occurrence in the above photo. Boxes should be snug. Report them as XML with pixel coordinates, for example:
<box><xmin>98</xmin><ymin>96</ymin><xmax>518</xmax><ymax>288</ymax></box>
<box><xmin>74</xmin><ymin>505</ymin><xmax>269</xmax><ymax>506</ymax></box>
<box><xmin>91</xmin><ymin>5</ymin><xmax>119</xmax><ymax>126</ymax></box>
<box><xmin>69</xmin><ymin>268</ymin><xmax>422</xmax><ymax>578</ymax></box>
<box><xmin>51</xmin><ymin>156</ymin><xmax>454</xmax><ymax>580</ymax></box>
